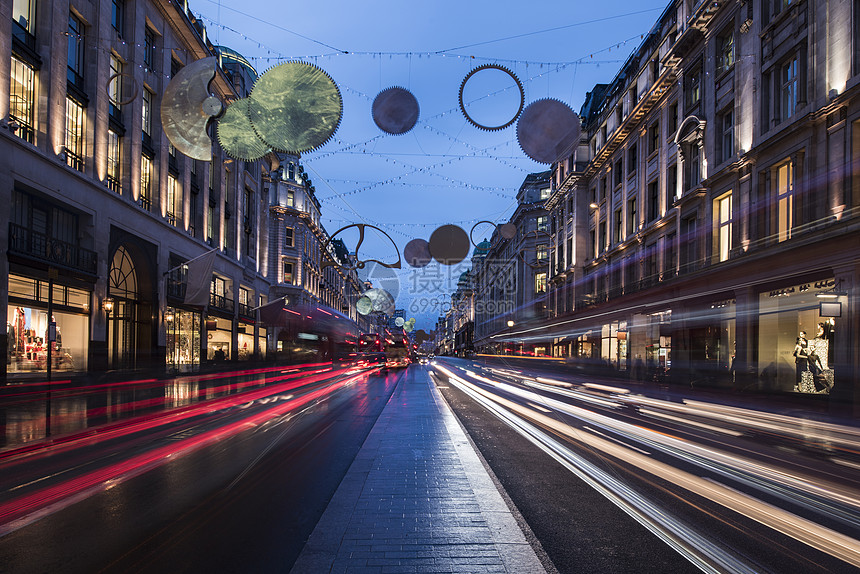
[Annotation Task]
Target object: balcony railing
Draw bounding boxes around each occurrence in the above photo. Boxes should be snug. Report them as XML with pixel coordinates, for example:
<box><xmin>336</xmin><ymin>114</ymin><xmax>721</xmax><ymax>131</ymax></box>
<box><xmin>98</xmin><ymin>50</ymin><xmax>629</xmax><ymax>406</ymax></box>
<box><xmin>210</xmin><ymin>292</ymin><xmax>234</xmax><ymax>313</ymax></box>
<box><xmin>238</xmin><ymin>302</ymin><xmax>254</xmax><ymax>319</ymax></box>
<box><xmin>8</xmin><ymin>222</ymin><xmax>97</xmax><ymax>275</ymax></box>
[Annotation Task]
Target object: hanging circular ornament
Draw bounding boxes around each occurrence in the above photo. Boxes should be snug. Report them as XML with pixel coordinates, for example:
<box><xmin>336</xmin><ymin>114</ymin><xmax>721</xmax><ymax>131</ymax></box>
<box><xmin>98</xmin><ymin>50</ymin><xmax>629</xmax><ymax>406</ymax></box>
<box><xmin>429</xmin><ymin>224</ymin><xmax>470</xmax><ymax>266</ymax></box>
<box><xmin>469</xmin><ymin>220</ymin><xmax>499</xmax><ymax>248</ymax></box>
<box><xmin>499</xmin><ymin>223</ymin><xmax>517</xmax><ymax>239</ymax></box>
<box><xmin>356</xmin><ymin>296</ymin><xmax>373</xmax><ymax>316</ymax></box>
<box><xmin>404</xmin><ymin>238</ymin><xmax>432</xmax><ymax>268</ymax></box>
<box><xmin>363</xmin><ymin>288</ymin><xmax>395</xmax><ymax>315</ymax></box>
<box><xmin>458</xmin><ymin>64</ymin><xmax>524</xmax><ymax>131</ymax></box>
<box><xmin>247</xmin><ymin>61</ymin><xmax>343</xmax><ymax>154</ymax></box>
<box><xmin>516</xmin><ymin>98</ymin><xmax>581</xmax><ymax>164</ymax></box>
<box><xmin>216</xmin><ymin>98</ymin><xmax>270</xmax><ymax>162</ymax></box>
<box><xmin>372</xmin><ymin>86</ymin><xmax>419</xmax><ymax>135</ymax></box>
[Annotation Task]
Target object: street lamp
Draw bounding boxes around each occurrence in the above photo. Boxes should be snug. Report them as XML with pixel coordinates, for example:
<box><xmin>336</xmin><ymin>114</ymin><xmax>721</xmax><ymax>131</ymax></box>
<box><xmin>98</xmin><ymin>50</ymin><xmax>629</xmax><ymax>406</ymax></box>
<box><xmin>507</xmin><ymin>320</ymin><xmax>515</xmax><ymax>328</ymax></box>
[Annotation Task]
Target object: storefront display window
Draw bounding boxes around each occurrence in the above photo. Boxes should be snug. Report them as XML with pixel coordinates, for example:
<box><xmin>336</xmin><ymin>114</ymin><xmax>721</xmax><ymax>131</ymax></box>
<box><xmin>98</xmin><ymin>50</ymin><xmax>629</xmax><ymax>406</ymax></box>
<box><xmin>207</xmin><ymin>316</ymin><xmax>232</xmax><ymax>361</ymax></box>
<box><xmin>166</xmin><ymin>307</ymin><xmax>201</xmax><ymax>372</ymax></box>
<box><xmin>601</xmin><ymin>320</ymin><xmax>628</xmax><ymax>370</ymax></box>
<box><xmin>7</xmin><ymin>275</ymin><xmax>90</xmax><ymax>374</ymax></box>
<box><xmin>7</xmin><ymin>306</ymin><xmax>89</xmax><ymax>373</ymax></box>
<box><xmin>238</xmin><ymin>322</ymin><xmax>254</xmax><ymax>360</ymax></box>
<box><xmin>643</xmin><ymin>310</ymin><xmax>671</xmax><ymax>380</ymax></box>
<box><xmin>258</xmin><ymin>327</ymin><xmax>267</xmax><ymax>359</ymax></box>
<box><xmin>758</xmin><ymin>279</ymin><xmax>839</xmax><ymax>394</ymax></box>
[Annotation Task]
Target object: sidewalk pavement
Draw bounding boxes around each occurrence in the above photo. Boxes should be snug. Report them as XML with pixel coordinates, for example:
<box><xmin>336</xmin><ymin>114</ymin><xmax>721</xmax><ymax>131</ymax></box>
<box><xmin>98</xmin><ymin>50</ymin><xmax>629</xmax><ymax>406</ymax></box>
<box><xmin>291</xmin><ymin>366</ymin><xmax>546</xmax><ymax>574</ymax></box>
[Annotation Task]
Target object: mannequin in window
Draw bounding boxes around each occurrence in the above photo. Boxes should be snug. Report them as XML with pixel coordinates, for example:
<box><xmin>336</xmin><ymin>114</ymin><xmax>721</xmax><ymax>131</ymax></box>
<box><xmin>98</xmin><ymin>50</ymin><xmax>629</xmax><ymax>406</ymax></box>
<box><xmin>794</xmin><ymin>331</ymin><xmax>815</xmax><ymax>393</ymax></box>
<box><xmin>809</xmin><ymin>322</ymin><xmax>833</xmax><ymax>391</ymax></box>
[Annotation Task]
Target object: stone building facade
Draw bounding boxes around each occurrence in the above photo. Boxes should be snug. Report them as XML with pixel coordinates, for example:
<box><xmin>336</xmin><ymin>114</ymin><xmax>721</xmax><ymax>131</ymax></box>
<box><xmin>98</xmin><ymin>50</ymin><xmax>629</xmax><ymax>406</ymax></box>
<box><xmin>536</xmin><ymin>0</ymin><xmax>859</xmax><ymax>407</ymax></box>
<box><xmin>472</xmin><ymin>170</ymin><xmax>552</xmax><ymax>355</ymax></box>
<box><xmin>0</xmin><ymin>0</ymin><xmax>361</xmax><ymax>378</ymax></box>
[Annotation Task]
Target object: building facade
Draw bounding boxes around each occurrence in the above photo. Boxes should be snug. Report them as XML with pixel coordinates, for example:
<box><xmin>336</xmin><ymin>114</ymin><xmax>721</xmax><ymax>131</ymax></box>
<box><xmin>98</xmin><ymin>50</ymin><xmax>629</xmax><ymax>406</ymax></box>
<box><xmin>534</xmin><ymin>0</ymin><xmax>859</xmax><ymax>407</ymax></box>
<box><xmin>0</xmin><ymin>0</ymin><xmax>361</xmax><ymax>378</ymax></box>
<box><xmin>473</xmin><ymin>170</ymin><xmax>552</xmax><ymax>355</ymax></box>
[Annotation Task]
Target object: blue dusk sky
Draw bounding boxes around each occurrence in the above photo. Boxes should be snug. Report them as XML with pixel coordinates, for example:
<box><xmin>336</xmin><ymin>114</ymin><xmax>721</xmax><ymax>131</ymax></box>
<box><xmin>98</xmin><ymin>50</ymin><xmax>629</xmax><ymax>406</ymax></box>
<box><xmin>194</xmin><ymin>0</ymin><xmax>666</xmax><ymax>330</ymax></box>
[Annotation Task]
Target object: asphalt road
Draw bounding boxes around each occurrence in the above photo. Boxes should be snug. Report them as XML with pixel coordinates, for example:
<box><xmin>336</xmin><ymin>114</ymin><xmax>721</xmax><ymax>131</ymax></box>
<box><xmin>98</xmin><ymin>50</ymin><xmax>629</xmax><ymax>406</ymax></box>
<box><xmin>0</xmin><ymin>368</ymin><xmax>401</xmax><ymax>574</ymax></box>
<box><xmin>432</xmin><ymin>362</ymin><xmax>698</xmax><ymax>574</ymax></box>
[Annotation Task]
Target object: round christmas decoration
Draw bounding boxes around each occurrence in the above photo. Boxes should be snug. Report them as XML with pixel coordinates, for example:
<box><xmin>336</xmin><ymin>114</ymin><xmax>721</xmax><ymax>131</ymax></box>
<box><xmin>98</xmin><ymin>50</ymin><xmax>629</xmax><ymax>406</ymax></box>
<box><xmin>458</xmin><ymin>64</ymin><xmax>524</xmax><ymax>131</ymax></box>
<box><xmin>372</xmin><ymin>87</ymin><xmax>419</xmax><ymax>135</ymax></box>
<box><xmin>404</xmin><ymin>238</ymin><xmax>432</xmax><ymax>268</ymax></box>
<box><xmin>429</xmin><ymin>224</ymin><xmax>470</xmax><ymax>266</ymax></box>
<box><xmin>247</xmin><ymin>61</ymin><xmax>343</xmax><ymax>154</ymax></box>
<box><xmin>516</xmin><ymin>98</ymin><xmax>581</xmax><ymax>164</ymax></box>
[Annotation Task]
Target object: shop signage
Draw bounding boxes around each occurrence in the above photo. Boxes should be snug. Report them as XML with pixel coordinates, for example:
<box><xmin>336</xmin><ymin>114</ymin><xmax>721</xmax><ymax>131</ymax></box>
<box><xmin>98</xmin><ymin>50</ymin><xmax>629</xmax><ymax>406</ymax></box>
<box><xmin>768</xmin><ymin>279</ymin><xmax>835</xmax><ymax>298</ymax></box>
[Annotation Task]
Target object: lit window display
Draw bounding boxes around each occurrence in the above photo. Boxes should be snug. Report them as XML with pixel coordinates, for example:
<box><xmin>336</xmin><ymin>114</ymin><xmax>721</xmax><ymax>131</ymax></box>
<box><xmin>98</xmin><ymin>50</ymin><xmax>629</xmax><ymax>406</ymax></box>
<box><xmin>165</xmin><ymin>307</ymin><xmax>201</xmax><ymax>372</ymax></box>
<box><xmin>7</xmin><ymin>275</ymin><xmax>90</xmax><ymax>374</ymax></box>
<box><xmin>758</xmin><ymin>279</ymin><xmax>838</xmax><ymax>394</ymax></box>
<box><xmin>258</xmin><ymin>327</ymin><xmax>267</xmax><ymax>359</ymax></box>
<box><xmin>238</xmin><ymin>322</ymin><xmax>254</xmax><ymax>360</ymax></box>
<box><xmin>207</xmin><ymin>316</ymin><xmax>232</xmax><ymax>361</ymax></box>
<box><xmin>7</xmin><ymin>306</ymin><xmax>89</xmax><ymax>373</ymax></box>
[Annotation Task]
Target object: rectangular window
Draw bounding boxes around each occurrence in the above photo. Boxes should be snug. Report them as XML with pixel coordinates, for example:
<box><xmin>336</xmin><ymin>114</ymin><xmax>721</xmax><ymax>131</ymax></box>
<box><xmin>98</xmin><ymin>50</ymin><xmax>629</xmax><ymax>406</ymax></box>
<box><xmin>627</xmin><ymin>197</ymin><xmax>637</xmax><ymax>236</ymax></box>
<box><xmin>589</xmin><ymin>229</ymin><xmax>596</xmax><ymax>259</ymax></box>
<box><xmin>684</xmin><ymin>144</ymin><xmax>701</xmax><ymax>190</ymax></box>
<box><xmin>780</xmin><ymin>56</ymin><xmax>798</xmax><ymax>121</ymax></box>
<box><xmin>111</xmin><ymin>0</ymin><xmax>124</xmax><ymax>35</ymax></box>
<box><xmin>648</xmin><ymin>121</ymin><xmax>660</xmax><ymax>155</ymax></box>
<box><xmin>141</xmin><ymin>89</ymin><xmax>153</xmax><ymax>140</ymax></box>
<box><xmin>67</xmin><ymin>13</ymin><xmax>84</xmax><ymax>88</ymax></box>
<box><xmin>627</xmin><ymin>143</ymin><xmax>637</xmax><ymax>175</ymax></box>
<box><xmin>681</xmin><ymin>214</ymin><xmax>697</xmax><ymax>272</ymax></box>
<box><xmin>109</xmin><ymin>54</ymin><xmax>123</xmax><ymax>121</ymax></box>
<box><xmin>537</xmin><ymin>216</ymin><xmax>548</xmax><ymax>232</ymax></box>
<box><xmin>285</xmin><ymin>226</ymin><xmax>294</xmax><ymax>247</ymax></box>
<box><xmin>64</xmin><ymin>97</ymin><xmax>85</xmax><ymax>171</ymax></box>
<box><xmin>144</xmin><ymin>27</ymin><xmax>156</xmax><ymax>70</ymax></box>
<box><xmin>540</xmin><ymin>187</ymin><xmax>551</xmax><ymax>200</ymax></box>
<box><xmin>535</xmin><ymin>272</ymin><xmax>547</xmax><ymax>294</ymax></box>
<box><xmin>776</xmin><ymin>160</ymin><xmax>794</xmax><ymax>242</ymax></box>
<box><xmin>719</xmin><ymin>107</ymin><xmax>734</xmax><ymax>163</ymax></box>
<box><xmin>536</xmin><ymin>244</ymin><xmax>548</xmax><ymax>261</ymax></box>
<box><xmin>715</xmin><ymin>192</ymin><xmax>733</xmax><ymax>262</ymax></box>
<box><xmin>139</xmin><ymin>154</ymin><xmax>152</xmax><ymax>211</ymax></box>
<box><xmin>665</xmin><ymin>232</ymin><xmax>676</xmax><ymax>278</ymax></box>
<box><xmin>107</xmin><ymin>129</ymin><xmax>121</xmax><ymax>192</ymax></box>
<box><xmin>668</xmin><ymin>101</ymin><xmax>679</xmax><ymax>136</ymax></box>
<box><xmin>599</xmin><ymin>220</ymin><xmax>607</xmax><ymax>254</ymax></box>
<box><xmin>716</xmin><ymin>29</ymin><xmax>734</xmax><ymax>75</ymax></box>
<box><xmin>667</xmin><ymin>164</ymin><xmax>678</xmax><ymax>204</ymax></box>
<box><xmin>600</xmin><ymin>176</ymin><xmax>607</xmax><ymax>201</ymax></box>
<box><xmin>614</xmin><ymin>159</ymin><xmax>623</xmax><ymax>187</ymax></box>
<box><xmin>190</xmin><ymin>188</ymin><xmax>199</xmax><ymax>238</ymax></box>
<box><xmin>685</xmin><ymin>62</ymin><xmax>702</xmax><ymax>109</ymax></box>
<box><xmin>283</xmin><ymin>261</ymin><xmax>295</xmax><ymax>284</ymax></box>
<box><xmin>648</xmin><ymin>180</ymin><xmax>659</xmax><ymax>222</ymax></box>
<box><xmin>13</xmin><ymin>0</ymin><xmax>36</xmax><ymax>36</ymax></box>
<box><xmin>9</xmin><ymin>56</ymin><xmax>36</xmax><ymax>143</ymax></box>
<box><xmin>167</xmin><ymin>175</ymin><xmax>181</xmax><ymax>226</ymax></box>
<box><xmin>614</xmin><ymin>208</ymin><xmax>623</xmax><ymax>243</ymax></box>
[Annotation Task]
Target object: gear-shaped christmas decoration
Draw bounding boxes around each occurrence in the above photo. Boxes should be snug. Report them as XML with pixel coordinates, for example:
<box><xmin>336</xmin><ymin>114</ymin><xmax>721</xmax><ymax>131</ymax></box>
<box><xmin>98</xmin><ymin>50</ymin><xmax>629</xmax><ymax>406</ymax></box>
<box><xmin>458</xmin><ymin>64</ymin><xmax>524</xmax><ymax>131</ymax></box>
<box><xmin>247</xmin><ymin>61</ymin><xmax>343</xmax><ymax>155</ymax></box>
<box><xmin>161</xmin><ymin>56</ymin><xmax>223</xmax><ymax>160</ymax></box>
<box><xmin>372</xmin><ymin>87</ymin><xmax>419</xmax><ymax>135</ymax></box>
<box><xmin>216</xmin><ymin>98</ymin><xmax>271</xmax><ymax>162</ymax></box>
<box><xmin>516</xmin><ymin>98</ymin><xmax>581</xmax><ymax>164</ymax></box>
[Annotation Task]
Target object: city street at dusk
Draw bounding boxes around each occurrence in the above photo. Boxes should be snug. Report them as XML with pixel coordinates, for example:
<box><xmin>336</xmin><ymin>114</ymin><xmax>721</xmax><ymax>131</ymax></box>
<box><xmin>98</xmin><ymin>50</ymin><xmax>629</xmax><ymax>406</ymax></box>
<box><xmin>2</xmin><ymin>0</ymin><xmax>860</xmax><ymax>571</ymax></box>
